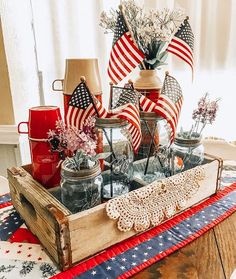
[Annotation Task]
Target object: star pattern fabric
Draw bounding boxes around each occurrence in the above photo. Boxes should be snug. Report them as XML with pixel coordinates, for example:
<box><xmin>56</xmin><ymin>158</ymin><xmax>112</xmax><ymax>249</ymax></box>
<box><xmin>161</xmin><ymin>74</ymin><xmax>183</xmax><ymax>103</ymax></box>
<box><xmin>107</xmin><ymin>11</ymin><xmax>145</xmax><ymax>84</ymax></box>
<box><xmin>66</xmin><ymin>82</ymin><xmax>107</xmax><ymax>130</ymax></box>
<box><xmin>112</xmin><ymin>12</ymin><xmax>129</xmax><ymax>46</ymax></box>
<box><xmin>167</xmin><ymin>18</ymin><xmax>194</xmax><ymax>73</ymax></box>
<box><xmin>110</xmin><ymin>85</ymin><xmax>141</xmax><ymax>153</ymax></box>
<box><xmin>112</xmin><ymin>86</ymin><xmax>138</xmax><ymax>109</ymax></box>
<box><xmin>0</xmin><ymin>211</ymin><xmax>23</xmax><ymax>241</ymax></box>
<box><xmin>174</xmin><ymin>19</ymin><xmax>194</xmax><ymax>52</ymax></box>
<box><xmin>68</xmin><ymin>83</ymin><xmax>91</xmax><ymax>110</ymax></box>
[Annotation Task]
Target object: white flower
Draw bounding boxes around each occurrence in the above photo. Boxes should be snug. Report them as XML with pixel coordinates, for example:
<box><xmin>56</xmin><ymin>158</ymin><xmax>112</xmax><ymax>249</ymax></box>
<box><xmin>100</xmin><ymin>0</ymin><xmax>186</xmax><ymax>69</ymax></box>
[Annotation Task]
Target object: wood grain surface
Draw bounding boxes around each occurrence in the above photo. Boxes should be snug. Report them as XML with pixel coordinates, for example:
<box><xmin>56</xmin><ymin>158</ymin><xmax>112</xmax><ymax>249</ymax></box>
<box><xmin>214</xmin><ymin>213</ymin><xmax>236</xmax><ymax>279</ymax></box>
<box><xmin>132</xmin><ymin>213</ymin><xmax>236</xmax><ymax>279</ymax></box>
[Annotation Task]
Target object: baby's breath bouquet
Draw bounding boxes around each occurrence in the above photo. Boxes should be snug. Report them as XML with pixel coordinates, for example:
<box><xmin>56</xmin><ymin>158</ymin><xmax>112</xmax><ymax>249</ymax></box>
<box><xmin>100</xmin><ymin>0</ymin><xmax>185</xmax><ymax>69</ymax></box>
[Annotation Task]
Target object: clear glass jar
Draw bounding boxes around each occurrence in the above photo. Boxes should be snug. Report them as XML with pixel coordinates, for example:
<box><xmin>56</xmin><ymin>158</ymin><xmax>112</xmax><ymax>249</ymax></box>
<box><xmin>134</xmin><ymin>112</ymin><xmax>171</xmax><ymax>183</ymax></box>
<box><xmin>171</xmin><ymin>137</ymin><xmax>204</xmax><ymax>174</ymax></box>
<box><xmin>95</xmin><ymin>118</ymin><xmax>134</xmax><ymax>199</ymax></box>
<box><xmin>60</xmin><ymin>160</ymin><xmax>103</xmax><ymax>213</ymax></box>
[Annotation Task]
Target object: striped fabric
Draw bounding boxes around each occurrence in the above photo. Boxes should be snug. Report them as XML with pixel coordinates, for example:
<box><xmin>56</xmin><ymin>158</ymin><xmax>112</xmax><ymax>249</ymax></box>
<box><xmin>167</xmin><ymin>18</ymin><xmax>194</xmax><ymax>72</ymax></box>
<box><xmin>139</xmin><ymin>74</ymin><xmax>183</xmax><ymax>142</ymax></box>
<box><xmin>66</xmin><ymin>82</ymin><xmax>107</xmax><ymax>130</ymax></box>
<box><xmin>111</xmin><ymin>86</ymin><xmax>141</xmax><ymax>153</ymax></box>
<box><xmin>113</xmin><ymin>103</ymin><xmax>141</xmax><ymax>154</ymax></box>
<box><xmin>108</xmin><ymin>11</ymin><xmax>145</xmax><ymax>85</ymax></box>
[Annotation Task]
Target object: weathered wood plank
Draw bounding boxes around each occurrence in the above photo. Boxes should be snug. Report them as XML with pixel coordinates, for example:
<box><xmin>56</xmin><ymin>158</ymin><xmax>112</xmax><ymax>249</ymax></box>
<box><xmin>132</xmin><ymin>230</ymin><xmax>225</xmax><ymax>279</ymax></box>
<box><xmin>8</xmin><ymin>167</ymin><xmax>70</xmax><ymax>215</ymax></box>
<box><xmin>214</xmin><ymin>213</ymin><xmax>236</xmax><ymax>279</ymax></box>
<box><xmin>8</xmin><ymin>181</ymin><xmax>59</xmax><ymax>263</ymax></box>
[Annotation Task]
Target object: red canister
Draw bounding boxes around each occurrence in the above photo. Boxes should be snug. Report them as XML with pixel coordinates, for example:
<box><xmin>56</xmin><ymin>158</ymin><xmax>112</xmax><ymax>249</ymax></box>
<box><xmin>18</xmin><ymin>106</ymin><xmax>62</xmax><ymax>189</ymax></box>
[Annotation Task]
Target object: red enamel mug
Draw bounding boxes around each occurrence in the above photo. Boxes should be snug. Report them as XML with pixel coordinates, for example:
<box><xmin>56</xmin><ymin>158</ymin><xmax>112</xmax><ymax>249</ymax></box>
<box><xmin>18</xmin><ymin>106</ymin><xmax>62</xmax><ymax>189</ymax></box>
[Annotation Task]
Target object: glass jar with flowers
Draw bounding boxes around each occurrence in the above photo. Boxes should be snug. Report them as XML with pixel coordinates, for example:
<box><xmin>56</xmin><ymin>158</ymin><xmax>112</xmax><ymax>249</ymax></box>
<box><xmin>172</xmin><ymin>93</ymin><xmax>220</xmax><ymax>173</ymax></box>
<box><xmin>47</xmin><ymin>117</ymin><xmax>110</xmax><ymax>213</ymax></box>
<box><xmin>100</xmin><ymin>0</ymin><xmax>185</xmax><ymax>102</ymax></box>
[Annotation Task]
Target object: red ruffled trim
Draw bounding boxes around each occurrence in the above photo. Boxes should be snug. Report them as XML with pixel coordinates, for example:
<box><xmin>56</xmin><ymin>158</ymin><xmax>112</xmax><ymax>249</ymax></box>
<box><xmin>0</xmin><ymin>201</ymin><xmax>12</xmax><ymax>209</ymax></box>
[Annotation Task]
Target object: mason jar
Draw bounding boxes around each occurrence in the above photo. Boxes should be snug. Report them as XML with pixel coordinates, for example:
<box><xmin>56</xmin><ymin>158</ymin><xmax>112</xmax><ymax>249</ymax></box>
<box><xmin>60</xmin><ymin>160</ymin><xmax>103</xmax><ymax>213</ymax></box>
<box><xmin>95</xmin><ymin>118</ymin><xmax>134</xmax><ymax>199</ymax></box>
<box><xmin>171</xmin><ymin>136</ymin><xmax>204</xmax><ymax>174</ymax></box>
<box><xmin>134</xmin><ymin>112</ymin><xmax>171</xmax><ymax>183</ymax></box>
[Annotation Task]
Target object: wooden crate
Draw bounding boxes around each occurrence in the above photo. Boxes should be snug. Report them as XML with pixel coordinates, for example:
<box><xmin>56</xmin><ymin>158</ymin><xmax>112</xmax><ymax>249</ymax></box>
<box><xmin>7</xmin><ymin>154</ymin><xmax>223</xmax><ymax>271</ymax></box>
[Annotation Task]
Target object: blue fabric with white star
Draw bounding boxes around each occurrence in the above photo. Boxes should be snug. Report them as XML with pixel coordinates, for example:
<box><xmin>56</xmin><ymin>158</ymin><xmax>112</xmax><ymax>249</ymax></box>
<box><xmin>0</xmin><ymin>193</ymin><xmax>11</xmax><ymax>205</ymax></box>
<box><xmin>0</xmin><ymin>209</ymin><xmax>24</xmax><ymax>241</ymax></box>
<box><xmin>73</xmin><ymin>190</ymin><xmax>236</xmax><ymax>278</ymax></box>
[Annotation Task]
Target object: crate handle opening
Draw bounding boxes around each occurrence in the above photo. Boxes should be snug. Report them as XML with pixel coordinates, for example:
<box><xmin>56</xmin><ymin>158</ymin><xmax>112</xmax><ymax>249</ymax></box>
<box><xmin>20</xmin><ymin>193</ymin><xmax>37</xmax><ymax>220</ymax></box>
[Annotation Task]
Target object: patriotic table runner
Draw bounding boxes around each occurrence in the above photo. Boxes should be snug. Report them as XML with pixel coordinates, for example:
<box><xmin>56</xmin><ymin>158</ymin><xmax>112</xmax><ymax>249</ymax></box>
<box><xmin>0</xmin><ymin>162</ymin><xmax>236</xmax><ymax>279</ymax></box>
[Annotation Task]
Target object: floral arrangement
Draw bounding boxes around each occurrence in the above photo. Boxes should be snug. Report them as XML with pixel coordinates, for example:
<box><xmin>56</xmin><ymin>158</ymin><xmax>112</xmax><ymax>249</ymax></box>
<box><xmin>100</xmin><ymin>0</ymin><xmax>185</xmax><ymax>69</ymax></box>
<box><xmin>48</xmin><ymin>117</ymin><xmax>105</xmax><ymax>171</ymax></box>
<box><xmin>47</xmin><ymin>117</ymin><xmax>111</xmax><ymax>171</ymax></box>
<box><xmin>178</xmin><ymin>93</ymin><xmax>220</xmax><ymax>139</ymax></box>
<box><xmin>47</xmin><ymin>117</ymin><xmax>97</xmax><ymax>157</ymax></box>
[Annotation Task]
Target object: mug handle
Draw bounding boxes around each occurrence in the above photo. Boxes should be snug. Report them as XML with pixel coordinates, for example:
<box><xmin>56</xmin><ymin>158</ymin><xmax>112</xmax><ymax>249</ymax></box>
<box><xmin>18</xmin><ymin>122</ymin><xmax>29</xmax><ymax>134</ymax></box>
<box><xmin>52</xmin><ymin>79</ymin><xmax>64</xmax><ymax>91</ymax></box>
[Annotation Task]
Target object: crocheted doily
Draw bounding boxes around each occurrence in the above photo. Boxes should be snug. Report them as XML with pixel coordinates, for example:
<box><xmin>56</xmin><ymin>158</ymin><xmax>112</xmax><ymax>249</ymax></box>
<box><xmin>106</xmin><ymin>166</ymin><xmax>205</xmax><ymax>232</ymax></box>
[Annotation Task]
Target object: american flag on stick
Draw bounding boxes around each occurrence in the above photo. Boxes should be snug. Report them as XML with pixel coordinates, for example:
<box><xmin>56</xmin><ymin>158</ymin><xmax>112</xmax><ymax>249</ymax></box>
<box><xmin>107</xmin><ymin>9</ymin><xmax>145</xmax><ymax>85</ymax></box>
<box><xmin>66</xmin><ymin>80</ymin><xmax>107</xmax><ymax>130</ymax></box>
<box><xmin>111</xmin><ymin>85</ymin><xmax>141</xmax><ymax>154</ymax></box>
<box><xmin>139</xmin><ymin>73</ymin><xmax>183</xmax><ymax>142</ymax></box>
<box><xmin>167</xmin><ymin>18</ymin><xmax>194</xmax><ymax>73</ymax></box>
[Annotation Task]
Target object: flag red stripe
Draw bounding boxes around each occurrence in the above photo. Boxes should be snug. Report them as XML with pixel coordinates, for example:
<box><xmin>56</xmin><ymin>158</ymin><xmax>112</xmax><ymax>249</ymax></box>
<box><xmin>110</xmin><ymin>49</ymin><xmax>127</xmax><ymax>78</ymax></box>
<box><xmin>126</xmin><ymin>33</ymin><xmax>145</xmax><ymax>59</ymax></box>
<box><xmin>75</xmin><ymin>109</ymin><xmax>84</xmax><ymax>129</ymax></box>
<box><xmin>121</xmin><ymin>34</ymin><xmax>144</xmax><ymax>64</ymax></box>
<box><xmin>167</xmin><ymin>49</ymin><xmax>193</xmax><ymax>70</ymax></box>
<box><xmin>108</xmin><ymin>59</ymin><xmax>123</xmax><ymax>82</ymax></box>
<box><xmin>139</xmin><ymin>94</ymin><xmax>182</xmax><ymax>143</ymax></box>
<box><xmin>159</xmin><ymin>96</ymin><xmax>179</xmax><ymax>118</ymax></box>
<box><xmin>79</xmin><ymin>105</ymin><xmax>95</xmax><ymax>130</ymax></box>
<box><xmin>113</xmin><ymin>43</ymin><xmax>133</xmax><ymax>72</ymax></box>
<box><xmin>169</xmin><ymin>38</ymin><xmax>193</xmax><ymax>59</ymax></box>
<box><xmin>167</xmin><ymin>44</ymin><xmax>193</xmax><ymax>66</ymax></box>
<box><xmin>111</xmin><ymin>47</ymin><xmax>130</xmax><ymax>75</ymax></box>
<box><xmin>116</xmin><ymin>39</ymin><xmax>136</xmax><ymax>69</ymax></box>
<box><xmin>110</xmin><ymin>48</ymin><xmax>129</xmax><ymax>78</ymax></box>
<box><xmin>114</xmin><ymin>103</ymin><xmax>141</xmax><ymax>153</ymax></box>
<box><xmin>157</xmin><ymin>97</ymin><xmax>178</xmax><ymax>127</ymax></box>
<box><xmin>108</xmin><ymin>67</ymin><xmax>118</xmax><ymax>84</ymax></box>
<box><xmin>156</xmin><ymin>102</ymin><xmax>177</xmax><ymax>127</ymax></box>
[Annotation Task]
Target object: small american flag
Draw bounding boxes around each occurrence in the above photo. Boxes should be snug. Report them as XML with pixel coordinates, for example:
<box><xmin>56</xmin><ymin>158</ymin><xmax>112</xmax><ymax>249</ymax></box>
<box><xmin>139</xmin><ymin>74</ymin><xmax>183</xmax><ymax>142</ymax></box>
<box><xmin>66</xmin><ymin>82</ymin><xmax>107</xmax><ymax>129</ymax></box>
<box><xmin>112</xmin><ymin>86</ymin><xmax>138</xmax><ymax>109</ymax></box>
<box><xmin>167</xmin><ymin>18</ymin><xmax>194</xmax><ymax>72</ymax></box>
<box><xmin>111</xmin><ymin>86</ymin><xmax>141</xmax><ymax>153</ymax></box>
<box><xmin>108</xmin><ymin>11</ymin><xmax>145</xmax><ymax>85</ymax></box>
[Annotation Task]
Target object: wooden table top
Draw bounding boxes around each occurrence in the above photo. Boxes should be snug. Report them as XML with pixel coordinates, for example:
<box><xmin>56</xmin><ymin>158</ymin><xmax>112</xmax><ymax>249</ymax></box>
<box><xmin>132</xmin><ymin>212</ymin><xmax>236</xmax><ymax>279</ymax></box>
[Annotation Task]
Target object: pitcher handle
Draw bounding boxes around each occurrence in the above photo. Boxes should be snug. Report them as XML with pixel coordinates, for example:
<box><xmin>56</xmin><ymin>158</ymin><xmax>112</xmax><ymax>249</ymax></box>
<box><xmin>18</xmin><ymin>122</ymin><xmax>29</xmax><ymax>134</ymax></box>
<box><xmin>52</xmin><ymin>79</ymin><xmax>64</xmax><ymax>91</ymax></box>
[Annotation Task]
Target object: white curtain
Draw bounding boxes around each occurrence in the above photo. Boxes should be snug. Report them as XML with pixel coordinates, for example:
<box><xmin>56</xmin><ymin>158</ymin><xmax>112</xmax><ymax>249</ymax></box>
<box><xmin>2</xmin><ymin>0</ymin><xmax>236</xmax><ymax>139</ymax></box>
